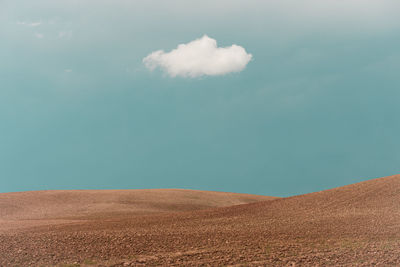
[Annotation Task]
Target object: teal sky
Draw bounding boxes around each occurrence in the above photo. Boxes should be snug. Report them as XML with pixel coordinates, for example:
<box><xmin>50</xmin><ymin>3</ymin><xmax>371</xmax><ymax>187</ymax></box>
<box><xmin>1</xmin><ymin>0</ymin><xmax>400</xmax><ymax>196</ymax></box>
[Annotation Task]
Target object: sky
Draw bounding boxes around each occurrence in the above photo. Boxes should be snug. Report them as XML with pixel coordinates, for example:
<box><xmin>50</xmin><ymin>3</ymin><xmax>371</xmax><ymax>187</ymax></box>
<box><xmin>1</xmin><ymin>0</ymin><xmax>400</xmax><ymax>196</ymax></box>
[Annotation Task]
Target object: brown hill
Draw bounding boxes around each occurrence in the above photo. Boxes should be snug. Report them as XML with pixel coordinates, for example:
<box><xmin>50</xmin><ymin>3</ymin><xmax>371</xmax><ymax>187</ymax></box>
<box><xmin>1</xmin><ymin>175</ymin><xmax>400</xmax><ymax>266</ymax></box>
<box><xmin>0</xmin><ymin>189</ymin><xmax>276</xmax><ymax>230</ymax></box>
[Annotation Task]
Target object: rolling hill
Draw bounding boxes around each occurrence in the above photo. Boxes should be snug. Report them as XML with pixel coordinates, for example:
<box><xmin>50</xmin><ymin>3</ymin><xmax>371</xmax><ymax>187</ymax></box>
<box><xmin>1</xmin><ymin>175</ymin><xmax>399</xmax><ymax>266</ymax></box>
<box><xmin>0</xmin><ymin>189</ymin><xmax>276</xmax><ymax>231</ymax></box>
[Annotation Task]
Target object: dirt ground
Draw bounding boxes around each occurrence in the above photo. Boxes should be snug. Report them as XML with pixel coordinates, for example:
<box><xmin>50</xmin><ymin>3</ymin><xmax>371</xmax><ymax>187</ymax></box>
<box><xmin>1</xmin><ymin>175</ymin><xmax>400</xmax><ymax>266</ymax></box>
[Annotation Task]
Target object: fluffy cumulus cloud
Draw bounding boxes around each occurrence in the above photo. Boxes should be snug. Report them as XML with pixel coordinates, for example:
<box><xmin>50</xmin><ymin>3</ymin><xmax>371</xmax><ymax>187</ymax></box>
<box><xmin>143</xmin><ymin>35</ymin><xmax>252</xmax><ymax>78</ymax></box>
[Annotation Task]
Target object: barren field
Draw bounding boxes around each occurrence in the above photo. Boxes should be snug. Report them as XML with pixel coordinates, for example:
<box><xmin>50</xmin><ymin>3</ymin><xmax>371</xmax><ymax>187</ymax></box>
<box><xmin>1</xmin><ymin>175</ymin><xmax>400</xmax><ymax>266</ymax></box>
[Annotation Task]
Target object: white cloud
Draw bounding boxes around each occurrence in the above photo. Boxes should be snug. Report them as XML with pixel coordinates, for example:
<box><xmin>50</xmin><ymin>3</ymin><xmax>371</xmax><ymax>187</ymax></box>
<box><xmin>143</xmin><ymin>35</ymin><xmax>252</xmax><ymax>78</ymax></box>
<box><xmin>29</xmin><ymin>22</ymin><xmax>42</xmax><ymax>27</ymax></box>
<box><xmin>17</xmin><ymin>21</ymin><xmax>42</xmax><ymax>27</ymax></box>
<box><xmin>64</xmin><ymin>69</ymin><xmax>72</xmax><ymax>73</ymax></box>
<box><xmin>58</xmin><ymin>31</ymin><xmax>72</xmax><ymax>40</ymax></box>
<box><xmin>34</xmin><ymin>33</ymin><xmax>44</xmax><ymax>39</ymax></box>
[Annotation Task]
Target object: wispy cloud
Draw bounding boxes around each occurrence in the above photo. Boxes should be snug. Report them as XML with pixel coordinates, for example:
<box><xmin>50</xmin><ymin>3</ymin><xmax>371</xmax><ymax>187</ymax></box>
<box><xmin>58</xmin><ymin>31</ymin><xmax>72</xmax><ymax>40</ymax></box>
<box><xmin>34</xmin><ymin>33</ymin><xmax>44</xmax><ymax>39</ymax></box>
<box><xmin>143</xmin><ymin>35</ymin><xmax>252</xmax><ymax>78</ymax></box>
<box><xmin>17</xmin><ymin>21</ymin><xmax>42</xmax><ymax>27</ymax></box>
<box><xmin>29</xmin><ymin>22</ymin><xmax>42</xmax><ymax>27</ymax></box>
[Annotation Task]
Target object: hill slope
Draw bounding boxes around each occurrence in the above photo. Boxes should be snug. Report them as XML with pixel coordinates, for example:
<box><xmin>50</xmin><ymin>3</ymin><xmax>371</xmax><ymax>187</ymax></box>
<box><xmin>1</xmin><ymin>175</ymin><xmax>400</xmax><ymax>266</ymax></box>
<box><xmin>0</xmin><ymin>189</ymin><xmax>276</xmax><ymax>228</ymax></box>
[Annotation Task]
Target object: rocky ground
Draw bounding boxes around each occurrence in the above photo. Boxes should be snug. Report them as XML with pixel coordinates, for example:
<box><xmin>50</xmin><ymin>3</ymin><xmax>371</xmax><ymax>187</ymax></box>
<box><xmin>1</xmin><ymin>175</ymin><xmax>400</xmax><ymax>266</ymax></box>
